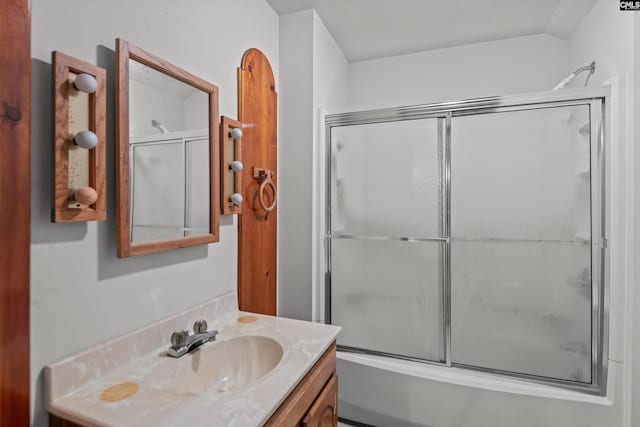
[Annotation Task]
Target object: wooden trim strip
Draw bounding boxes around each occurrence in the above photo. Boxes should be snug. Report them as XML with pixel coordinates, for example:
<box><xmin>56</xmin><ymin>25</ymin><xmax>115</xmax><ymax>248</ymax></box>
<box><xmin>220</xmin><ymin>116</ymin><xmax>243</xmax><ymax>215</ymax></box>
<box><xmin>209</xmin><ymin>86</ymin><xmax>220</xmax><ymax>242</ymax></box>
<box><xmin>115</xmin><ymin>38</ymin><xmax>131</xmax><ymax>257</ymax></box>
<box><xmin>128</xmin><ymin>234</ymin><xmax>217</xmax><ymax>257</ymax></box>
<box><xmin>0</xmin><ymin>0</ymin><xmax>31</xmax><ymax>424</ymax></box>
<box><xmin>127</xmin><ymin>43</ymin><xmax>217</xmax><ymax>93</ymax></box>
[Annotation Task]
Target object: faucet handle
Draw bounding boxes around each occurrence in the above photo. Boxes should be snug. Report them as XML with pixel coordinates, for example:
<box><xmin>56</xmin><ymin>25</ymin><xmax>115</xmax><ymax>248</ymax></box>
<box><xmin>170</xmin><ymin>330</ymin><xmax>189</xmax><ymax>349</ymax></box>
<box><xmin>193</xmin><ymin>319</ymin><xmax>208</xmax><ymax>334</ymax></box>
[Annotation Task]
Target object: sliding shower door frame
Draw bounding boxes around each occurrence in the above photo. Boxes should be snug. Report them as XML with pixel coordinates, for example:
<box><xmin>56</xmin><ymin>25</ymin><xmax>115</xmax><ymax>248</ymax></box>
<box><xmin>324</xmin><ymin>87</ymin><xmax>609</xmax><ymax>395</ymax></box>
<box><xmin>326</xmin><ymin>112</ymin><xmax>450</xmax><ymax>368</ymax></box>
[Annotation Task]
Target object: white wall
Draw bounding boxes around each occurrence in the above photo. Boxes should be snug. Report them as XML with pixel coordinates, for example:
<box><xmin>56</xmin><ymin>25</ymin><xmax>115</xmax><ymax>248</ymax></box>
<box><xmin>347</xmin><ymin>34</ymin><xmax>568</xmax><ymax>110</ymax></box>
<box><xmin>568</xmin><ymin>1</ymin><xmax>634</xmax><ymax>89</ymax></box>
<box><xmin>278</xmin><ymin>9</ymin><xmax>348</xmax><ymax>321</ymax></box>
<box><xmin>313</xmin><ymin>13</ymin><xmax>349</xmax><ymax>114</ymax></box>
<box><xmin>278</xmin><ymin>10</ymin><xmax>315</xmax><ymax>321</ymax></box>
<box><xmin>29</xmin><ymin>0</ymin><xmax>278</xmax><ymax>425</ymax></box>
<box><xmin>310</xmin><ymin>12</ymin><xmax>350</xmax><ymax>322</ymax></box>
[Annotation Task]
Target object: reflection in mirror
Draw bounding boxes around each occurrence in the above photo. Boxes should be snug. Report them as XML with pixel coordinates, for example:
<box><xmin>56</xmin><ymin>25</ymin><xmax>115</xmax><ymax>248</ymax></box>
<box><xmin>129</xmin><ymin>60</ymin><xmax>210</xmax><ymax>243</ymax></box>
<box><xmin>116</xmin><ymin>39</ymin><xmax>219</xmax><ymax>257</ymax></box>
<box><xmin>129</xmin><ymin>60</ymin><xmax>209</xmax><ymax>137</ymax></box>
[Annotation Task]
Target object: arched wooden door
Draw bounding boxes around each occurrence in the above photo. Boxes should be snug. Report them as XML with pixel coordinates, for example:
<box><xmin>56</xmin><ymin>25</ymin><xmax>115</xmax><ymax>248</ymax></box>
<box><xmin>237</xmin><ymin>49</ymin><xmax>277</xmax><ymax>315</ymax></box>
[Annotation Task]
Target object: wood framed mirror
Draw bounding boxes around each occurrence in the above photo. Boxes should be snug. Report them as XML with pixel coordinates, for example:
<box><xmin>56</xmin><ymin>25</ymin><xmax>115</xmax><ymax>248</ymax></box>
<box><xmin>115</xmin><ymin>39</ymin><xmax>219</xmax><ymax>257</ymax></box>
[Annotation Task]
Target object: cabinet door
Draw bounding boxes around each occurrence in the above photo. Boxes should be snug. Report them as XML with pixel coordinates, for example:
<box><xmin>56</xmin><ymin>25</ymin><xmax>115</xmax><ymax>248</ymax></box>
<box><xmin>301</xmin><ymin>375</ymin><xmax>338</xmax><ymax>427</ymax></box>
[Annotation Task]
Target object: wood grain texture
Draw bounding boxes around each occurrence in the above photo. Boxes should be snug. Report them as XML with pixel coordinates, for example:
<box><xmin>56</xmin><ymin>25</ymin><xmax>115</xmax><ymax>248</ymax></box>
<box><xmin>115</xmin><ymin>38</ymin><xmax>131</xmax><ymax>257</ymax></box>
<box><xmin>265</xmin><ymin>343</ymin><xmax>336</xmax><ymax>427</ymax></box>
<box><xmin>220</xmin><ymin>116</ymin><xmax>243</xmax><ymax>215</ymax></box>
<box><xmin>0</xmin><ymin>0</ymin><xmax>30</xmax><ymax>424</ymax></box>
<box><xmin>128</xmin><ymin>234</ymin><xmax>217</xmax><ymax>257</ymax></box>
<box><xmin>301</xmin><ymin>375</ymin><xmax>338</xmax><ymax>427</ymax></box>
<box><xmin>237</xmin><ymin>48</ymin><xmax>278</xmax><ymax>315</ymax></box>
<box><xmin>52</xmin><ymin>51</ymin><xmax>107</xmax><ymax>222</ymax></box>
<box><xmin>115</xmin><ymin>38</ymin><xmax>220</xmax><ymax>257</ymax></box>
<box><xmin>208</xmin><ymin>85</ymin><xmax>221</xmax><ymax>243</ymax></box>
<box><xmin>127</xmin><ymin>43</ymin><xmax>217</xmax><ymax>93</ymax></box>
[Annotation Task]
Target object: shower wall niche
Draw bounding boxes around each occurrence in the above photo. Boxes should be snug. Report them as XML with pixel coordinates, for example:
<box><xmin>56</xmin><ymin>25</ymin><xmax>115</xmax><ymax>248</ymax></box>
<box><xmin>325</xmin><ymin>89</ymin><xmax>607</xmax><ymax>394</ymax></box>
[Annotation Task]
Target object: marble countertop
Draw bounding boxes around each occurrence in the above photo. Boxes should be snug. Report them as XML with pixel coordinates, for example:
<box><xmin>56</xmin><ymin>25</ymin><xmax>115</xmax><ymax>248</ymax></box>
<box><xmin>46</xmin><ymin>291</ymin><xmax>341</xmax><ymax>427</ymax></box>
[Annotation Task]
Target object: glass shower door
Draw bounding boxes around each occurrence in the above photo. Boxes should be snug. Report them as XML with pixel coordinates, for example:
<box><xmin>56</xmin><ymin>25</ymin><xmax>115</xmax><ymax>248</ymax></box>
<box><xmin>450</xmin><ymin>105</ymin><xmax>593</xmax><ymax>383</ymax></box>
<box><xmin>131</xmin><ymin>140</ymin><xmax>185</xmax><ymax>243</ymax></box>
<box><xmin>329</xmin><ymin>118</ymin><xmax>446</xmax><ymax>362</ymax></box>
<box><xmin>326</xmin><ymin>91</ymin><xmax>606</xmax><ymax>393</ymax></box>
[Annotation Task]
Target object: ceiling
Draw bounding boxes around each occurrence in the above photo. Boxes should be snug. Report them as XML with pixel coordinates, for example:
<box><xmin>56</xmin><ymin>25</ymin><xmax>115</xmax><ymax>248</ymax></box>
<box><xmin>266</xmin><ymin>0</ymin><xmax>598</xmax><ymax>62</ymax></box>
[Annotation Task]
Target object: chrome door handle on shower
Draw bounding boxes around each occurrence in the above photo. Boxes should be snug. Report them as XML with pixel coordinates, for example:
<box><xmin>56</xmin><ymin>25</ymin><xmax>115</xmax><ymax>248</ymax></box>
<box><xmin>253</xmin><ymin>167</ymin><xmax>277</xmax><ymax>212</ymax></box>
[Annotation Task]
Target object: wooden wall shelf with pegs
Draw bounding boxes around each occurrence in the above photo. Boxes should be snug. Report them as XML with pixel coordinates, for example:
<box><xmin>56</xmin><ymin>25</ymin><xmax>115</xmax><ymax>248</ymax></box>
<box><xmin>220</xmin><ymin>116</ymin><xmax>244</xmax><ymax>215</ymax></box>
<box><xmin>52</xmin><ymin>51</ymin><xmax>106</xmax><ymax>223</ymax></box>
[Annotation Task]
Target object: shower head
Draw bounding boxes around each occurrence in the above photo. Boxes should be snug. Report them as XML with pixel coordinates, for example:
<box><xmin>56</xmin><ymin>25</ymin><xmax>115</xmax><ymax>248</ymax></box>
<box><xmin>151</xmin><ymin>119</ymin><xmax>169</xmax><ymax>133</ymax></box>
<box><xmin>552</xmin><ymin>61</ymin><xmax>596</xmax><ymax>90</ymax></box>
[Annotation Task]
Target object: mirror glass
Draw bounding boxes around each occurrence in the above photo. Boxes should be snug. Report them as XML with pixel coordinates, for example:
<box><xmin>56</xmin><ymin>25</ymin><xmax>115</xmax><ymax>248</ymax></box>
<box><xmin>128</xmin><ymin>59</ymin><xmax>210</xmax><ymax>244</ymax></box>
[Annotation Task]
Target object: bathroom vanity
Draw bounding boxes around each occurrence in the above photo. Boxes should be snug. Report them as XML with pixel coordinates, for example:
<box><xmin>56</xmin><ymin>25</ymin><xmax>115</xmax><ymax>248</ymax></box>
<box><xmin>46</xmin><ymin>292</ymin><xmax>340</xmax><ymax>426</ymax></box>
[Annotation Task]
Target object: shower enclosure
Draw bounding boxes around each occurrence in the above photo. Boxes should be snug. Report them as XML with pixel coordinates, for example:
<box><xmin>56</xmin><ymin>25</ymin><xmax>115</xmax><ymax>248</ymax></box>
<box><xmin>324</xmin><ymin>88</ymin><xmax>608</xmax><ymax>394</ymax></box>
<box><xmin>130</xmin><ymin>130</ymin><xmax>210</xmax><ymax>243</ymax></box>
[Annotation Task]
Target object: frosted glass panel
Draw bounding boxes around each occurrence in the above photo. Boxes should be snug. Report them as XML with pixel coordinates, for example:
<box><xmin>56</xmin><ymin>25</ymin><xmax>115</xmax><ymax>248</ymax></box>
<box><xmin>451</xmin><ymin>241</ymin><xmax>592</xmax><ymax>382</ymax></box>
<box><xmin>331</xmin><ymin>238</ymin><xmax>444</xmax><ymax>362</ymax></box>
<box><xmin>451</xmin><ymin>105</ymin><xmax>591</xmax><ymax>241</ymax></box>
<box><xmin>131</xmin><ymin>141</ymin><xmax>184</xmax><ymax>243</ymax></box>
<box><xmin>450</xmin><ymin>105</ymin><xmax>593</xmax><ymax>383</ymax></box>
<box><xmin>331</xmin><ymin>119</ymin><xmax>442</xmax><ymax>237</ymax></box>
<box><xmin>186</xmin><ymin>138</ymin><xmax>209</xmax><ymax>236</ymax></box>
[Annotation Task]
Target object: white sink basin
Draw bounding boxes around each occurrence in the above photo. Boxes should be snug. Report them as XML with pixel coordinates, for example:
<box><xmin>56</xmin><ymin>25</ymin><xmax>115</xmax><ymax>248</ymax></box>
<box><xmin>156</xmin><ymin>335</ymin><xmax>283</xmax><ymax>395</ymax></box>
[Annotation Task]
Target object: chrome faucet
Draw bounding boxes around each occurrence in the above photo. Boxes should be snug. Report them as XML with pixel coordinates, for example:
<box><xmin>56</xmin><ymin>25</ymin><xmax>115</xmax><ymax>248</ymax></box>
<box><xmin>168</xmin><ymin>319</ymin><xmax>218</xmax><ymax>358</ymax></box>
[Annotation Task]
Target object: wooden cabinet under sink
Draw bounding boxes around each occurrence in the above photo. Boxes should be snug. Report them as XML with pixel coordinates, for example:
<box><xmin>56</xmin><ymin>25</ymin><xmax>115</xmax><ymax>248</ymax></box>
<box><xmin>266</xmin><ymin>342</ymin><xmax>337</xmax><ymax>427</ymax></box>
<box><xmin>50</xmin><ymin>342</ymin><xmax>338</xmax><ymax>427</ymax></box>
<box><xmin>300</xmin><ymin>375</ymin><xmax>338</xmax><ymax>427</ymax></box>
